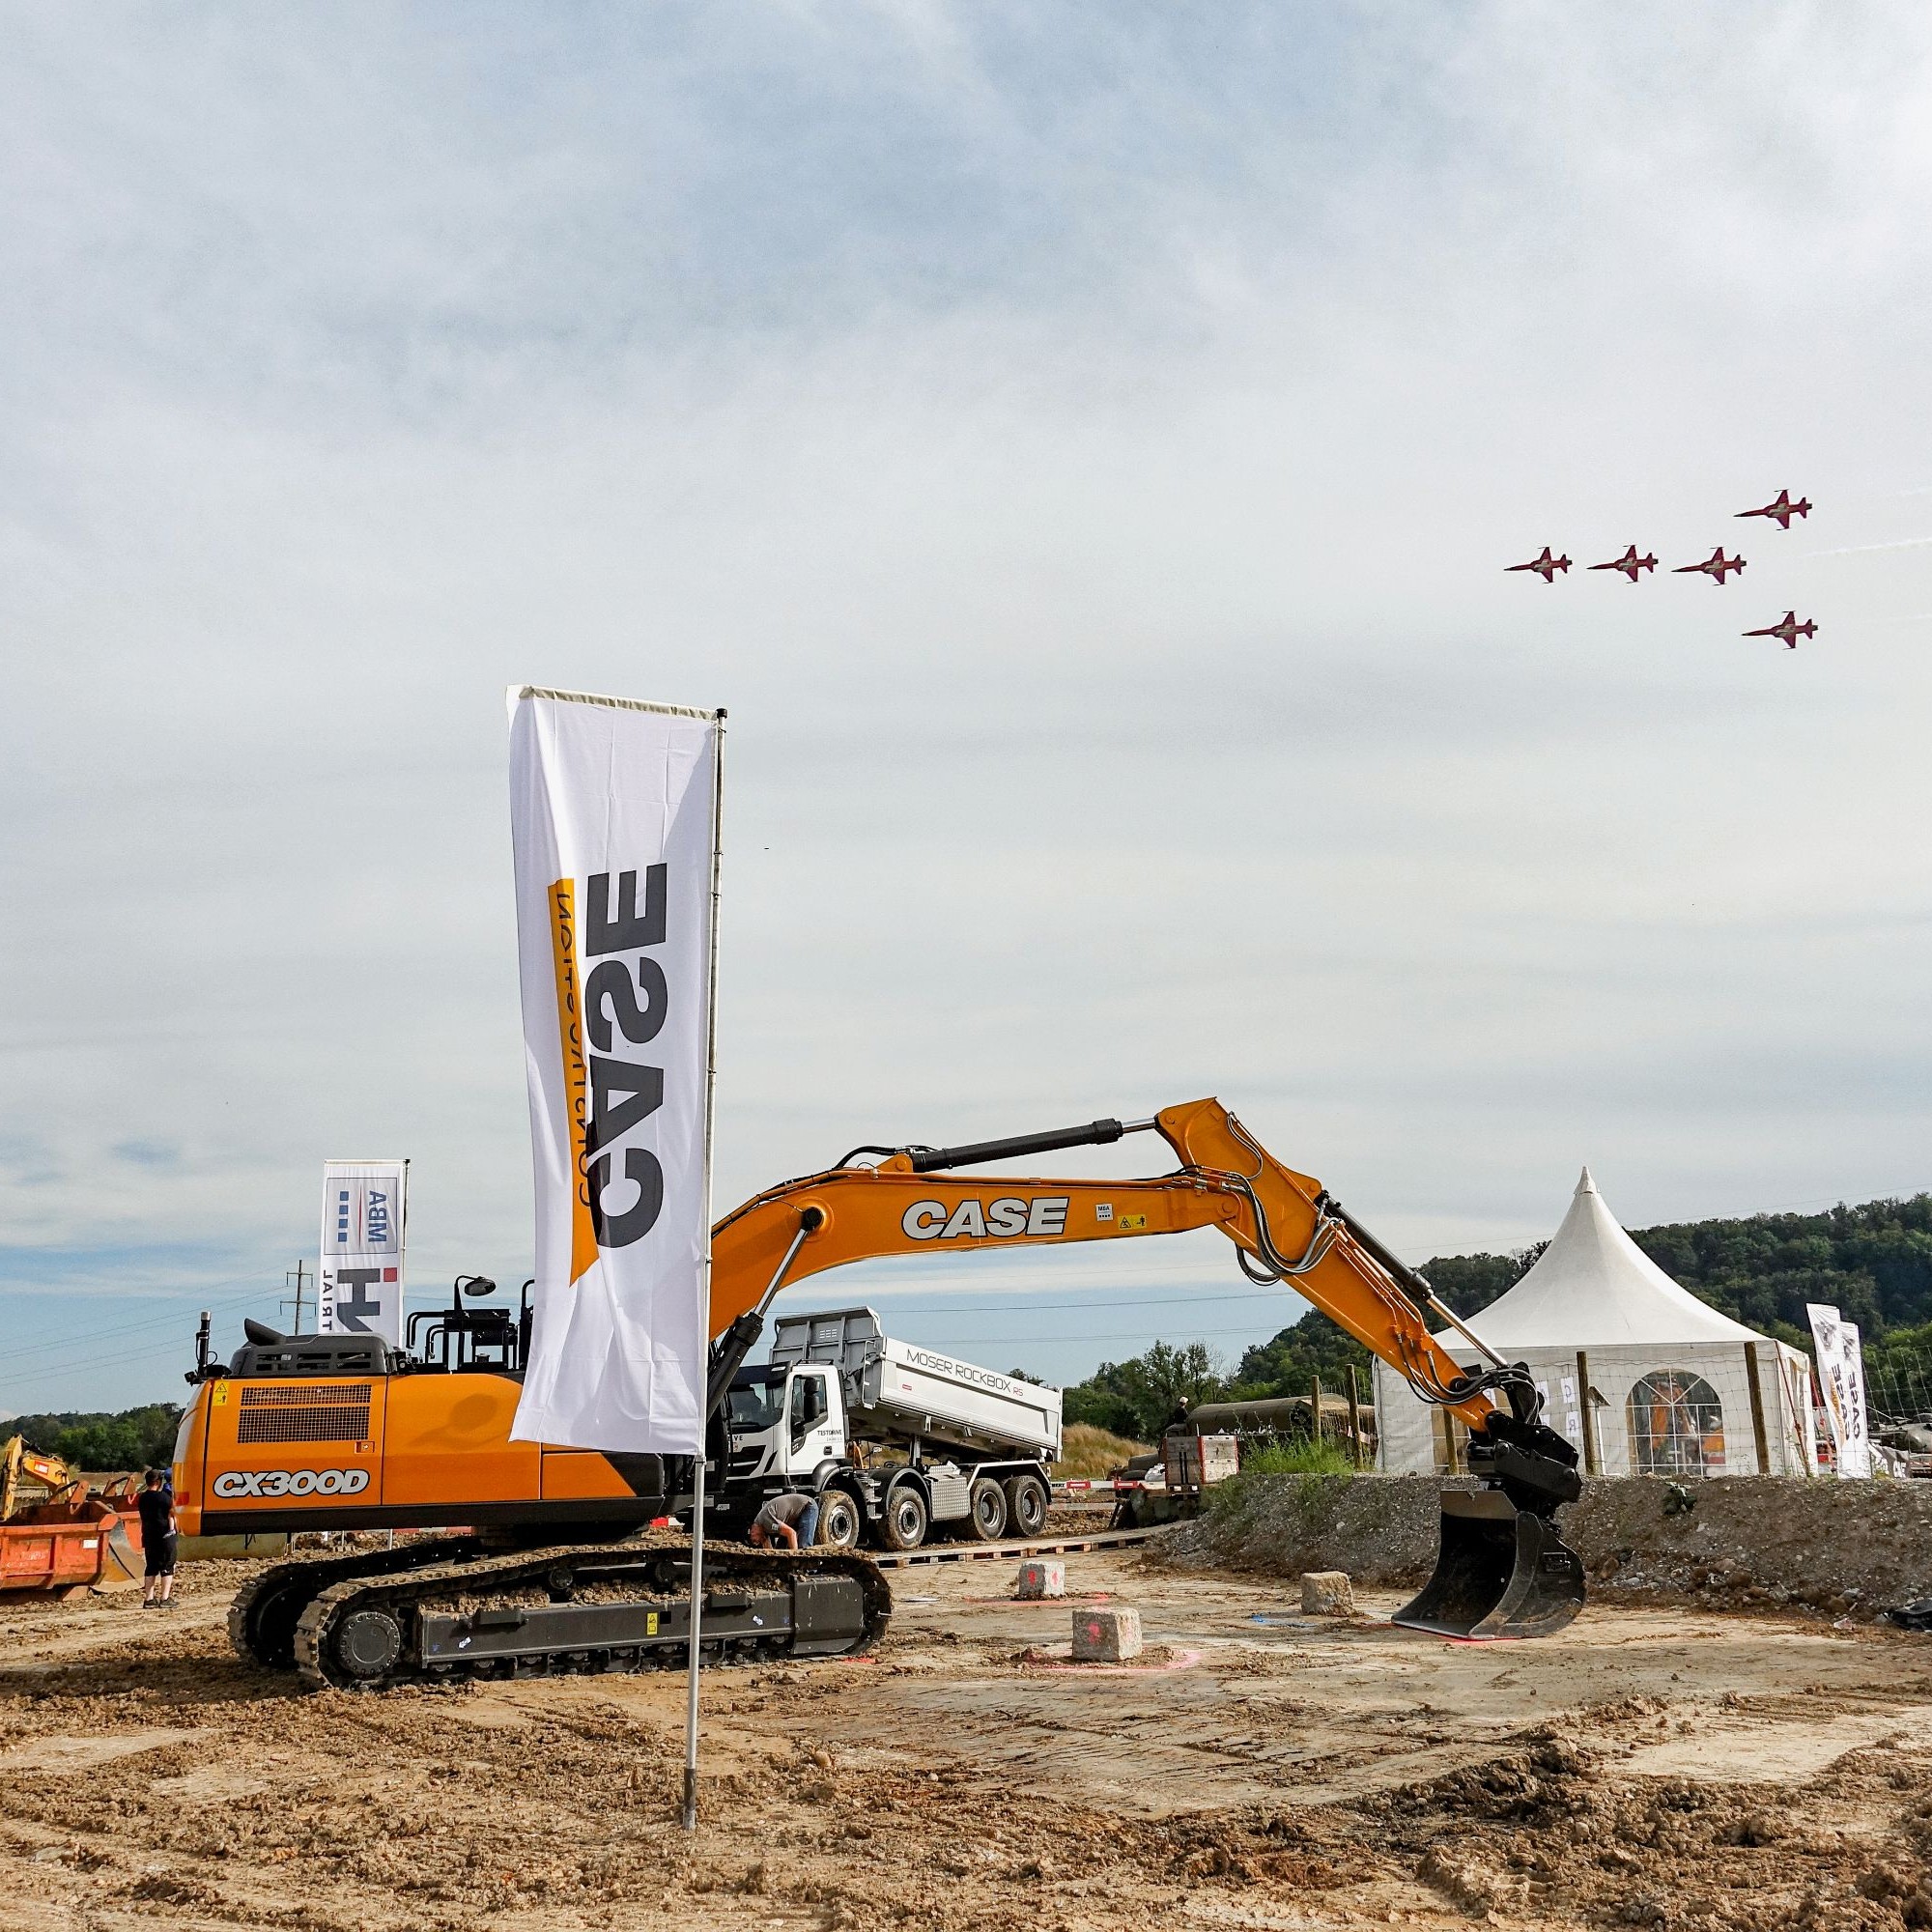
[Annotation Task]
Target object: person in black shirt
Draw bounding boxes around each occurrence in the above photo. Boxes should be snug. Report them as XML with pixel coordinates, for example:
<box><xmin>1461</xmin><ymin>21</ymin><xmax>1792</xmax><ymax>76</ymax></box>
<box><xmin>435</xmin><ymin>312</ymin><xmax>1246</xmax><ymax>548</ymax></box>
<box><xmin>135</xmin><ymin>1468</ymin><xmax>178</xmax><ymax>1608</ymax></box>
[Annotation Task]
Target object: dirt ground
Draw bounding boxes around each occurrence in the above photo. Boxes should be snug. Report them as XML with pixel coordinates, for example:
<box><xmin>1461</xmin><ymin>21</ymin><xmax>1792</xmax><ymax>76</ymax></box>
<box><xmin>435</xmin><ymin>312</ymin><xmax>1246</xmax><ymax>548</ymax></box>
<box><xmin>6</xmin><ymin>1546</ymin><xmax>1932</xmax><ymax>1932</ymax></box>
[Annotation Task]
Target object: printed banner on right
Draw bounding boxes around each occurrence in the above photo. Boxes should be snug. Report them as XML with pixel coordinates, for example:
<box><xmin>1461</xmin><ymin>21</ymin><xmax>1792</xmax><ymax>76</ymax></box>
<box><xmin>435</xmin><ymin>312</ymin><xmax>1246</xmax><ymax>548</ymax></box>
<box><xmin>1805</xmin><ymin>1301</ymin><xmax>1870</xmax><ymax>1479</ymax></box>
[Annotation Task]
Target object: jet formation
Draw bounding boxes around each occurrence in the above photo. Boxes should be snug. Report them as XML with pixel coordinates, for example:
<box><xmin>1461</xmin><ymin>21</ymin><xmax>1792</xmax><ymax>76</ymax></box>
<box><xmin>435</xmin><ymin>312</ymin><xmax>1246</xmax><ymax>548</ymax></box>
<box><xmin>1508</xmin><ymin>489</ymin><xmax>1817</xmax><ymax>647</ymax></box>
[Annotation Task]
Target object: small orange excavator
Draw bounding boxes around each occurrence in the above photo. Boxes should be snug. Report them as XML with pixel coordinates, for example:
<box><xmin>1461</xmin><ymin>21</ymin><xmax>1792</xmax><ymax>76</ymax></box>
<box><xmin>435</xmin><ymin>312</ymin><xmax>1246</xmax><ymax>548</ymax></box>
<box><xmin>176</xmin><ymin>1099</ymin><xmax>1582</xmax><ymax>1689</ymax></box>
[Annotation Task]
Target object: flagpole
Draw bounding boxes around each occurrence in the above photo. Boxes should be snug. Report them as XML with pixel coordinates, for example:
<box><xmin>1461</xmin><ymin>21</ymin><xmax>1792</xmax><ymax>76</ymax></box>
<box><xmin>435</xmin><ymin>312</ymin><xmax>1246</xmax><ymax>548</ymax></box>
<box><xmin>682</xmin><ymin>707</ymin><xmax>726</xmax><ymax>1835</ymax></box>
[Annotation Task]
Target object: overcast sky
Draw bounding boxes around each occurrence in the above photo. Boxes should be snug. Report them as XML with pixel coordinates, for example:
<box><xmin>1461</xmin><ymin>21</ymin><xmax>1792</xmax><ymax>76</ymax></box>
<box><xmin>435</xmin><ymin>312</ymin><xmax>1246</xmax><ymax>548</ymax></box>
<box><xmin>5</xmin><ymin>5</ymin><xmax>1931</xmax><ymax>1412</ymax></box>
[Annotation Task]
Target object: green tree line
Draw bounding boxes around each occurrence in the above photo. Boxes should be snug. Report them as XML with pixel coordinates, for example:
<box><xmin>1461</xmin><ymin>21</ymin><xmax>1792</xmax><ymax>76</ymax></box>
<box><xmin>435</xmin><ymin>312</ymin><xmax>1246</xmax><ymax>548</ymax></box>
<box><xmin>1064</xmin><ymin>1190</ymin><xmax>1932</xmax><ymax>1438</ymax></box>
<box><xmin>10</xmin><ymin>1405</ymin><xmax>184</xmax><ymax>1474</ymax></box>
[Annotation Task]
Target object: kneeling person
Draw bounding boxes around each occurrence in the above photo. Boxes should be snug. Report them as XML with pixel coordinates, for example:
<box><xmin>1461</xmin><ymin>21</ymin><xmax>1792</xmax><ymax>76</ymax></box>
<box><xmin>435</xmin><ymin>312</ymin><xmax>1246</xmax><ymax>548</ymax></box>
<box><xmin>748</xmin><ymin>1491</ymin><xmax>819</xmax><ymax>1551</ymax></box>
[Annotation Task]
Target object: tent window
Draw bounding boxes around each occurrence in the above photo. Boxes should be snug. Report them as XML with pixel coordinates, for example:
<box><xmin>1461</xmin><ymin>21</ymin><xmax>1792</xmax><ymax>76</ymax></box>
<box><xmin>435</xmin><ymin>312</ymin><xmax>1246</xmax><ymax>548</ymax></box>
<box><xmin>1627</xmin><ymin>1371</ymin><xmax>1726</xmax><ymax>1476</ymax></box>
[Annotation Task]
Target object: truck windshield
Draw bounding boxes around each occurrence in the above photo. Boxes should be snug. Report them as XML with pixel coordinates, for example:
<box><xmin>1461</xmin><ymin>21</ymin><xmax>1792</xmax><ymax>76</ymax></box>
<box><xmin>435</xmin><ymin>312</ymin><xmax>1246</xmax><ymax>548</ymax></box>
<box><xmin>725</xmin><ymin>1375</ymin><xmax>784</xmax><ymax>1433</ymax></box>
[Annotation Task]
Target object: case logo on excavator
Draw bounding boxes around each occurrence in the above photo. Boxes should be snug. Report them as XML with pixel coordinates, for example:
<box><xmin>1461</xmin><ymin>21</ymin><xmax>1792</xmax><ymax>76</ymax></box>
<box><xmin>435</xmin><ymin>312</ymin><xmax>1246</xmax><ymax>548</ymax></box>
<box><xmin>212</xmin><ymin>1467</ymin><xmax>372</xmax><ymax>1499</ymax></box>
<box><xmin>901</xmin><ymin>1197</ymin><xmax>1070</xmax><ymax>1241</ymax></box>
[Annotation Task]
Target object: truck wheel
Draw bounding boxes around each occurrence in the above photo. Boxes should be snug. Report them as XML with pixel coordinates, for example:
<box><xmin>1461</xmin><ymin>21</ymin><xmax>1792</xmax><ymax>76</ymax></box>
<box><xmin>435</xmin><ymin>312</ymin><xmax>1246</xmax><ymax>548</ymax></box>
<box><xmin>966</xmin><ymin>1477</ymin><xmax>1009</xmax><ymax>1542</ymax></box>
<box><xmin>816</xmin><ymin>1491</ymin><xmax>862</xmax><ymax>1549</ymax></box>
<box><xmin>880</xmin><ymin>1486</ymin><xmax>928</xmax><ymax>1551</ymax></box>
<box><xmin>1006</xmin><ymin>1473</ymin><xmax>1048</xmax><ymax>1539</ymax></box>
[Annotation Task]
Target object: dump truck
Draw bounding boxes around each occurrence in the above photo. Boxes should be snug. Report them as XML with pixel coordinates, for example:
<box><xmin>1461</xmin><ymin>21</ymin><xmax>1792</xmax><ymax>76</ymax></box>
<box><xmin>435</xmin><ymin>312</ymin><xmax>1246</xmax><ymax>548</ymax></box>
<box><xmin>720</xmin><ymin>1307</ymin><xmax>1062</xmax><ymax>1549</ymax></box>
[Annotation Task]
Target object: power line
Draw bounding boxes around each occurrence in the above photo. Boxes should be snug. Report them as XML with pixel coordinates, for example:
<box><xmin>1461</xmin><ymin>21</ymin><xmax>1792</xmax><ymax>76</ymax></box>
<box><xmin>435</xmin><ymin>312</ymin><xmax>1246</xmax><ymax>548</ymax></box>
<box><xmin>0</xmin><ymin>1286</ymin><xmax>274</xmax><ymax>1390</ymax></box>
<box><xmin>0</xmin><ymin>1280</ymin><xmax>273</xmax><ymax>1370</ymax></box>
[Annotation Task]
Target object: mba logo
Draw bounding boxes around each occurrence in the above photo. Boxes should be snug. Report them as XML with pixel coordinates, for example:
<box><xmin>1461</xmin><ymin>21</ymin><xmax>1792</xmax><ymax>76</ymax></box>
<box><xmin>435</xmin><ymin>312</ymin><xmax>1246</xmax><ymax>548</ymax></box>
<box><xmin>325</xmin><ymin>1180</ymin><xmax>402</xmax><ymax>1256</ymax></box>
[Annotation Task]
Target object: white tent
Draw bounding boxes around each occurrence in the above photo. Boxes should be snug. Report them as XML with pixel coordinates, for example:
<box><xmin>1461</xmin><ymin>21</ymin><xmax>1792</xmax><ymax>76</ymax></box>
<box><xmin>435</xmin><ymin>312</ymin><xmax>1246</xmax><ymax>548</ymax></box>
<box><xmin>1376</xmin><ymin>1169</ymin><xmax>1816</xmax><ymax>1478</ymax></box>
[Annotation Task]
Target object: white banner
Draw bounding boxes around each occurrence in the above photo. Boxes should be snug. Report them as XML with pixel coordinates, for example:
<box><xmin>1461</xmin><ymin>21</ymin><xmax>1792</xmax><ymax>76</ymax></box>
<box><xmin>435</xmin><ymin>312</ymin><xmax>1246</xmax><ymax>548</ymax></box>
<box><xmin>506</xmin><ymin>687</ymin><xmax>721</xmax><ymax>1454</ymax></box>
<box><xmin>1805</xmin><ymin>1302</ymin><xmax>1871</xmax><ymax>1479</ymax></box>
<box><xmin>318</xmin><ymin>1158</ymin><xmax>410</xmax><ymax>1345</ymax></box>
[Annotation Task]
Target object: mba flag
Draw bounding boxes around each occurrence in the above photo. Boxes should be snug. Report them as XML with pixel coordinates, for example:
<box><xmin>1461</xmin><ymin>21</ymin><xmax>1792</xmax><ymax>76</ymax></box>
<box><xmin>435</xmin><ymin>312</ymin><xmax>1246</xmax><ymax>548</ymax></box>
<box><xmin>507</xmin><ymin>688</ymin><xmax>722</xmax><ymax>1455</ymax></box>
<box><xmin>319</xmin><ymin>1159</ymin><xmax>409</xmax><ymax>1345</ymax></box>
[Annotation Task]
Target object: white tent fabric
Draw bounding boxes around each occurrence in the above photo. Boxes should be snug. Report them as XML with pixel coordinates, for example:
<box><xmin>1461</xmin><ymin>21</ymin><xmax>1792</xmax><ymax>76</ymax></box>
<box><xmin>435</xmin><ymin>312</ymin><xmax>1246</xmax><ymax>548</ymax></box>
<box><xmin>1449</xmin><ymin>1169</ymin><xmax>1765</xmax><ymax>1350</ymax></box>
<box><xmin>1374</xmin><ymin>1169</ymin><xmax>1817</xmax><ymax>1479</ymax></box>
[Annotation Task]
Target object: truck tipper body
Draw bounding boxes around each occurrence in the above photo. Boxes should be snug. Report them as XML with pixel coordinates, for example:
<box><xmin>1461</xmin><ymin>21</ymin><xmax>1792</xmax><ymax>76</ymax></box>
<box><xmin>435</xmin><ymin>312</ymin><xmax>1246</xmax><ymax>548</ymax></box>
<box><xmin>722</xmin><ymin>1306</ymin><xmax>1062</xmax><ymax>1551</ymax></box>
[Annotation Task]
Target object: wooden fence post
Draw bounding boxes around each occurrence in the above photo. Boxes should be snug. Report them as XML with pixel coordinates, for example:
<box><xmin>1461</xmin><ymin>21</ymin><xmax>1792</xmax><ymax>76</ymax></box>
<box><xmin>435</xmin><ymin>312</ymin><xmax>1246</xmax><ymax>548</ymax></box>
<box><xmin>1576</xmin><ymin>1350</ymin><xmax>1600</xmax><ymax>1477</ymax></box>
<box><xmin>1745</xmin><ymin>1342</ymin><xmax>1773</xmax><ymax>1475</ymax></box>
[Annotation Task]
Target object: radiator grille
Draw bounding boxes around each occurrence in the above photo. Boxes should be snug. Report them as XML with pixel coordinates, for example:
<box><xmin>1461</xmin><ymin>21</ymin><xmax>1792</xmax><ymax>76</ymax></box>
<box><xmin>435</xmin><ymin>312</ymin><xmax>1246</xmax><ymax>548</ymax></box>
<box><xmin>237</xmin><ymin>1384</ymin><xmax>372</xmax><ymax>1444</ymax></box>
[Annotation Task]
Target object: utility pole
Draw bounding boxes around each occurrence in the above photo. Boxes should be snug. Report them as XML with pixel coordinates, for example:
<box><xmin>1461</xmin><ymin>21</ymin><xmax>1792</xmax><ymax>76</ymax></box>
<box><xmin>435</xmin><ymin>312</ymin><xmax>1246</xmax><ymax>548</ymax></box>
<box><xmin>281</xmin><ymin>1260</ymin><xmax>311</xmax><ymax>1333</ymax></box>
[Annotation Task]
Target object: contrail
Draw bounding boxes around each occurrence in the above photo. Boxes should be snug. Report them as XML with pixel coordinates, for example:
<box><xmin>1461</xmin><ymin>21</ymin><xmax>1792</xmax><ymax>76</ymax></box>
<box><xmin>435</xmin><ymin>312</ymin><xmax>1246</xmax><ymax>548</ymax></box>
<box><xmin>1807</xmin><ymin>535</ymin><xmax>1932</xmax><ymax>557</ymax></box>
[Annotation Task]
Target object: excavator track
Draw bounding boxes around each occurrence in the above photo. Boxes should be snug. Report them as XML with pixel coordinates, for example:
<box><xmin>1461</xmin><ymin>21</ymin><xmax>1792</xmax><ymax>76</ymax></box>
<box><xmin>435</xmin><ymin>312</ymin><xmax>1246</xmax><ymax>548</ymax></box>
<box><xmin>290</xmin><ymin>1533</ymin><xmax>892</xmax><ymax>1691</ymax></box>
<box><xmin>229</xmin><ymin>1534</ymin><xmax>492</xmax><ymax>1670</ymax></box>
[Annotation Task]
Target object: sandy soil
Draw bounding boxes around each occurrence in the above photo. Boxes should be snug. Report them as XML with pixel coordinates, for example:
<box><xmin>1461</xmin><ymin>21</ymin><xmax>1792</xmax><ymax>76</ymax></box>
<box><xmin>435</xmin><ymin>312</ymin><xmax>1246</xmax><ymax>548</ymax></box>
<box><xmin>5</xmin><ymin>1549</ymin><xmax>1932</xmax><ymax>1931</ymax></box>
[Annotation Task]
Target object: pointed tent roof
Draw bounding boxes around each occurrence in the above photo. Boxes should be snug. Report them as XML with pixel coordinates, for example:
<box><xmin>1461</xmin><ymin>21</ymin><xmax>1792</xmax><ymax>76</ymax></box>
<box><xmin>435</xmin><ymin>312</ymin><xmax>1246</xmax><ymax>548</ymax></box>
<box><xmin>1437</xmin><ymin>1168</ymin><xmax>1767</xmax><ymax>1352</ymax></box>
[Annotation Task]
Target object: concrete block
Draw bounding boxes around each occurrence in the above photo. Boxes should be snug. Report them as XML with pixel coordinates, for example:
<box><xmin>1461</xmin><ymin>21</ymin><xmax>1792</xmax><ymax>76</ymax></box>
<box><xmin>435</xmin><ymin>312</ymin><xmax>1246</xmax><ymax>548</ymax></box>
<box><xmin>1301</xmin><ymin>1571</ymin><xmax>1354</xmax><ymax>1616</ymax></box>
<box><xmin>1070</xmin><ymin>1605</ymin><xmax>1143</xmax><ymax>1662</ymax></box>
<box><xmin>1015</xmin><ymin>1559</ymin><xmax>1065</xmax><ymax>1600</ymax></box>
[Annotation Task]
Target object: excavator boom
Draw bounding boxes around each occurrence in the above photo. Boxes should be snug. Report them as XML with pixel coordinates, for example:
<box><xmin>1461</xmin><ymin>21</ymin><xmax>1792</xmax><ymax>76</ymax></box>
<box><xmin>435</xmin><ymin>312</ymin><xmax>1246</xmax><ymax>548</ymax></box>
<box><xmin>712</xmin><ymin>1097</ymin><xmax>1583</xmax><ymax>1638</ymax></box>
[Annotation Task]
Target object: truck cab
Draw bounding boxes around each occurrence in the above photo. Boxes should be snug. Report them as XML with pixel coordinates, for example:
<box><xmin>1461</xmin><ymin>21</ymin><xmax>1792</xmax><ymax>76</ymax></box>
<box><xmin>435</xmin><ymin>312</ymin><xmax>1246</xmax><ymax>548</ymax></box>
<box><xmin>724</xmin><ymin>1362</ymin><xmax>846</xmax><ymax>1491</ymax></box>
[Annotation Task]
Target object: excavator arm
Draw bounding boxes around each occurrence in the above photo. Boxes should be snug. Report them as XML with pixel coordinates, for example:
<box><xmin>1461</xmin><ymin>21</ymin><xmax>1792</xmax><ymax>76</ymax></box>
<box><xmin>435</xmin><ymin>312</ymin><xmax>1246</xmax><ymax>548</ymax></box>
<box><xmin>709</xmin><ymin>1096</ymin><xmax>1584</xmax><ymax>1638</ymax></box>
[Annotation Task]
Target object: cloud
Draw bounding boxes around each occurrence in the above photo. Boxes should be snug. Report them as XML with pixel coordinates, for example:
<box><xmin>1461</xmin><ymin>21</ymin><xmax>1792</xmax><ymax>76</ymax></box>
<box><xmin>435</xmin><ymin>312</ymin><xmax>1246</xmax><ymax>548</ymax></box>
<box><xmin>5</xmin><ymin>4</ymin><xmax>1932</xmax><ymax>1405</ymax></box>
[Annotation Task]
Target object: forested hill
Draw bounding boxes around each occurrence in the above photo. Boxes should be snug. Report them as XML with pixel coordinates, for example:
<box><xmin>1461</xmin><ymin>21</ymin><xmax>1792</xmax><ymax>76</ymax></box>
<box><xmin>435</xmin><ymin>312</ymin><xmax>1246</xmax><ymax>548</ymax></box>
<box><xmin>1430</xmin><ymin>1191</ymin><xmax>1932</xmax><ymax>1350</ymax></box>
<box><xmin>1065</xmin><ymin>1190</ymin><xmax>1932</xmax><ymax>1440</ymax></box>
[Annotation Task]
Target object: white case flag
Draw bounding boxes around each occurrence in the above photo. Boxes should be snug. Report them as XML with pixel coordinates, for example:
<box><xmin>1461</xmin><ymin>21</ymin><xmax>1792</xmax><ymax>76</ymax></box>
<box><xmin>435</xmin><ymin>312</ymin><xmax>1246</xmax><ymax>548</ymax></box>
<box><xmin>507</xmin><ymin>688</ymin><xmax>721</xmax><ymax>1454</ymax></box>
<box><xmin>319</xmin><ymin>1158</ymin><xmax>409</xmax><ymax>1345</ymax></box>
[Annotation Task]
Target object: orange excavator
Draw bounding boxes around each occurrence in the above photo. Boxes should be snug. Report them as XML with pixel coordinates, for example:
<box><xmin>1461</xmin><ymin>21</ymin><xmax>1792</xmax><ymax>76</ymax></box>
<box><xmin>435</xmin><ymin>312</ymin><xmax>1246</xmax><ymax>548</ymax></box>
<box><xmin>178</xmin><ymin>1099</ymin><xmax>1581</xmax><ymax>1689</ymax></box>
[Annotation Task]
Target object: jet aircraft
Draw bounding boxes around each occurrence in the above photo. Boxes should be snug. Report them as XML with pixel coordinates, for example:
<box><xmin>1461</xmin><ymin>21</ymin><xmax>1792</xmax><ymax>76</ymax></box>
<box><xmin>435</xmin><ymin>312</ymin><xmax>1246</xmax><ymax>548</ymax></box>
<box><xmin>1674</xmin><ymin>547</ymin><xmax>1747</xmax><ymax>584</ymax></box>
<box><xmin>1507</xmin><ymin>547</ymin><xmax>1571</xmax><ymax>582</ymax></box>
<box><xmin>1743</xmin><ymin>611</ymin><xmax>1817</xmax><ymax>649</ymax></box>
<box><xmin>1736</xmin><ymin>490</ymin><xmax>1810</xmax><ymax>529</ymax></box>
<box><xmin>1588</xmin><ymin>546</ymin><xmax>1658</xmax><ymax>582</ymax></box>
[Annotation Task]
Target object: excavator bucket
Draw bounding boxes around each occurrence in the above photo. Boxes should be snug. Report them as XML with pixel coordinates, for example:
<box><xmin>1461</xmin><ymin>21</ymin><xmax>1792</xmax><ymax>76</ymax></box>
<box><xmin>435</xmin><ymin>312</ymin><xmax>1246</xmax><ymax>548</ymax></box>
<box><xmin>1392</xmin><ymin>1489</ymin><xmax>1585</xmax><ymax>1640</ymax></box>
<box><xmin>96</xmin><ymin>1515</ymin><xmax>144</xmax><ymax>1592</ymax></box>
